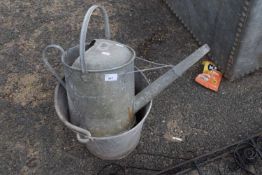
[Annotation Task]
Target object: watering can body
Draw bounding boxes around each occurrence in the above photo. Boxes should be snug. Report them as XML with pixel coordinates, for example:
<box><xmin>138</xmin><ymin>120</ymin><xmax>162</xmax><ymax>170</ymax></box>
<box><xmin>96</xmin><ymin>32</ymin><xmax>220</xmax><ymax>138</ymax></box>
<box><xmin>42</xmin><ymin>5</ymin><xmax>210</xmax><ymax>138</ymax></box>
<box><xmin>44</xmin><ymin>41</ymin><xmax>137</xmax><ymax>137</ymax></box>
<box><xmin>65</xmin><ymin>40</ymin><xmax>136</xmax><ymax>137</ymax></box>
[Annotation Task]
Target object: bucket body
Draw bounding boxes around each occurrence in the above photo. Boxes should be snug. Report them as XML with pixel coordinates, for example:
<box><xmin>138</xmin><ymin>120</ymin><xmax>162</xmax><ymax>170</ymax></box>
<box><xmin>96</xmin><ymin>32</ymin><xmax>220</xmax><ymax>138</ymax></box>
<box><xmin>62</xmin><ymin>44</ymin><xmax>136</xmax><ymax>137</ymax></box>
<box><xmin>55</xmin><ymin>68</ymin><xmax>152</xmax><ymax>160</ymax></box>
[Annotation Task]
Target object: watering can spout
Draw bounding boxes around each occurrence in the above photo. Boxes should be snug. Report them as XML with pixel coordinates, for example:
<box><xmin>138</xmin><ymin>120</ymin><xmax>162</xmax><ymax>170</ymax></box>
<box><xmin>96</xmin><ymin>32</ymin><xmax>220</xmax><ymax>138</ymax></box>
<box><xmin>133</xmin><ymin>44</ymin><xmax>210</xmax><ymax>113</ymax></box>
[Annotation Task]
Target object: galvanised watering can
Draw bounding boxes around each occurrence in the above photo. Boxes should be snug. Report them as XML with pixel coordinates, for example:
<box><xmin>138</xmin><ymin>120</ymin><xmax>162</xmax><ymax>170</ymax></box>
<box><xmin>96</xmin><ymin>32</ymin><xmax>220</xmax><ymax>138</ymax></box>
<box><xmin>42</xmin><ymin>5</ymin><xmax>210</xmax><ymax>138</ymax></box>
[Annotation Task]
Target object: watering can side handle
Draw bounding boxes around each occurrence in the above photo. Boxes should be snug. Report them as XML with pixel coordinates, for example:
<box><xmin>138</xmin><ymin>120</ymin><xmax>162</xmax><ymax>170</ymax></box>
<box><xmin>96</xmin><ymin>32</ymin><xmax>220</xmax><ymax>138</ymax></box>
<box><xmin>42</xmin><ymin>44</ymin><xmax>66</xmax><ymax>89</ymax></box>
<box><xmin>80</xmin><ymin>5</ymin><xmax>111</xmax><ymax>74</ymax></box>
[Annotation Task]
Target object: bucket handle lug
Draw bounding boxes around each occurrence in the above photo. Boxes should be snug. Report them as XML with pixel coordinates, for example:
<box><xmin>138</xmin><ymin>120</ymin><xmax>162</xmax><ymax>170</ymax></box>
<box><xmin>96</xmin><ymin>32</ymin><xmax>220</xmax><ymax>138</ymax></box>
<box><xmin>77</xmin><ymin>133</ymin><xmax>93</xmax><ymax>143</ymax></box>
<box><xmin>79</xmin><ymin>5</ymin><xmax>111</xmax><ymax>74</ymax></box>
<box><xmin>55</xmin><ymin>92</ymin><xmax>93</xmax><ymax>143</ymax></box>
<box><xmin>59</xmin><ymin>116</ymin><xmax>93</xmax><ymax>144</ymax></box>
<box><xmin>42</xmin><ymin>44</ymin><xmax>66</xmax><ymax>89</ymax></box>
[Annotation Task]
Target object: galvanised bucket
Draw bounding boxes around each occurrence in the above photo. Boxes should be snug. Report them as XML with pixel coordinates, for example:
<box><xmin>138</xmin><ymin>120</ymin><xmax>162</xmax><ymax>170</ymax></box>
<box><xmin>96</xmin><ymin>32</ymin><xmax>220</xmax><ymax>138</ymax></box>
<box><xmin>54</xmin><ymin>68</ymin><xmax>152</xmax><ymax>160</ymax></box>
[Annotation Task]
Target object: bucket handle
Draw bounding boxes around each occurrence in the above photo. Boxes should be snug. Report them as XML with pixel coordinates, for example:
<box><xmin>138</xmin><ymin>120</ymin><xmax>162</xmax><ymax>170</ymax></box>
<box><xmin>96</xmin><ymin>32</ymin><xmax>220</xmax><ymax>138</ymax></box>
<box><xmin>79</xmin><ymin>5</ymin><xmax>111</xmax><ymax>74</ymax></box>
<box><xmin>42</xmin><ymin>44</ymin><xmax>66</xmax><ymax>89</ymax></box>
<box><xmin>59</xmin><ymin>115</ymin><xmax>92</xmax><ymax>143</ymax></box>
<box><xmin>61</xmin><ymin>119</ymin><xmax>92</xmax><ymax>144</ymax></box>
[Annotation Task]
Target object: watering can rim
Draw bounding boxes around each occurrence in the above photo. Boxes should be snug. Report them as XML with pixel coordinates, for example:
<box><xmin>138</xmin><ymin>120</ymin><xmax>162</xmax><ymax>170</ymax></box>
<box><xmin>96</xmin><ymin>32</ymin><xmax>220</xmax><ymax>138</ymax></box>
<box><xmin>54</xmin><ymin>68</ymin><xmax>153</xmax><ymax>141</ymax></box>
<box><xmin>61</xmin><ymin>40</ymin><xmax>136</xmax><ymax>73</ymax></box>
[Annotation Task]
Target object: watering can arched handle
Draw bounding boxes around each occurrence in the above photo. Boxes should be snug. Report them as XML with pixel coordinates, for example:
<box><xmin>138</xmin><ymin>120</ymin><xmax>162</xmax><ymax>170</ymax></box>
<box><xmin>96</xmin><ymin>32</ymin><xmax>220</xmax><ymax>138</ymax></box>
<box><xmin>42</xmin><ymin>44</ymin><xmax>66</xmax><ymax>89</ymax></box>
<box><xmin>79</xmin><ymin>5</ymin><xmax>111</xmax><ymax>73</ymax></box>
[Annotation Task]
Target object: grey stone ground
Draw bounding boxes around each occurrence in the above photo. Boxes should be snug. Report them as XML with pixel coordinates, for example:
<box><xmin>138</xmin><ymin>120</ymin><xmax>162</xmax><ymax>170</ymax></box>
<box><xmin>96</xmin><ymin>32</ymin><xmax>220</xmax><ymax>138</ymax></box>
<box><xmin>0</xmin><ymin>0</ymin><xmax>261</xmax><ymax>174</ymax></box>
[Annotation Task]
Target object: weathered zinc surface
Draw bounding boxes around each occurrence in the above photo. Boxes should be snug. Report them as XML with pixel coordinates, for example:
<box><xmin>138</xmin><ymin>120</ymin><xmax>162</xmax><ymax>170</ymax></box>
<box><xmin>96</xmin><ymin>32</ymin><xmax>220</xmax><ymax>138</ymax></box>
<box><xmin>166</xmin><ymin>0</ymin><xmax>262</xmax><ymax>80</ymax></box>
<box><xmin>0</xmin><ymin>0</ymin><xmax>262</xmax><ymax>174</ymax></box>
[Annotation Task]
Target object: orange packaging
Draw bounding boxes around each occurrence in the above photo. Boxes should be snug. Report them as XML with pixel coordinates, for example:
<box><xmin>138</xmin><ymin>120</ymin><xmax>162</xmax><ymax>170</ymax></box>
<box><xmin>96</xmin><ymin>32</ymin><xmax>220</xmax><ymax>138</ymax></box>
<box><xmin>195</xmin><ymin>61</ymin><xmax>222</xmax><ymax>92</ymax></box>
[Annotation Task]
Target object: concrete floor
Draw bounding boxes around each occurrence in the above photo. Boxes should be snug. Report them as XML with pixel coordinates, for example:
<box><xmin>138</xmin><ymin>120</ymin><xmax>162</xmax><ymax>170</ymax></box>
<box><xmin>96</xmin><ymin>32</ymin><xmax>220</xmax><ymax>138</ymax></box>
<box><xmin>0</xmin><ymin>0</ymin><xmax>261</xmax><ymax>174</ymax></box>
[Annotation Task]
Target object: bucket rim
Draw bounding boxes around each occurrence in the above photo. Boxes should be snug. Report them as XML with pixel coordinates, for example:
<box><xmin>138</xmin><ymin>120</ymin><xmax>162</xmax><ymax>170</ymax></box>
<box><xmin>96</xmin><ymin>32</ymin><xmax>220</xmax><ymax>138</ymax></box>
<box><xmin>61</xmin><ymin>40</ymin><xmax>136</xmax><ymax>73</ymax></box>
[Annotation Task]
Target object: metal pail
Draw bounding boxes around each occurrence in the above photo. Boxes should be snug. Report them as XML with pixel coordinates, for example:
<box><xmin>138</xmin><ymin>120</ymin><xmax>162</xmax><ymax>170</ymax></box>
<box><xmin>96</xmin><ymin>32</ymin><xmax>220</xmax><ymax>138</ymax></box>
<box><xmin>54</xmin><ymin>68</ymin><xmax>152</xmax><ymax>160</ymax></box>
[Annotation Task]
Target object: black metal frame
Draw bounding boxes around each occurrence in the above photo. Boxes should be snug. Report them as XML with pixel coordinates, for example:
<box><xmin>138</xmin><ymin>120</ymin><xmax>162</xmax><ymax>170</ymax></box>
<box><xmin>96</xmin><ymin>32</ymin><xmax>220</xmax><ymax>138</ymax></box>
<box><xmin>155</xmin><ymin>132</ymin><xmax>262</xmax><ymax>175</ymax></box>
